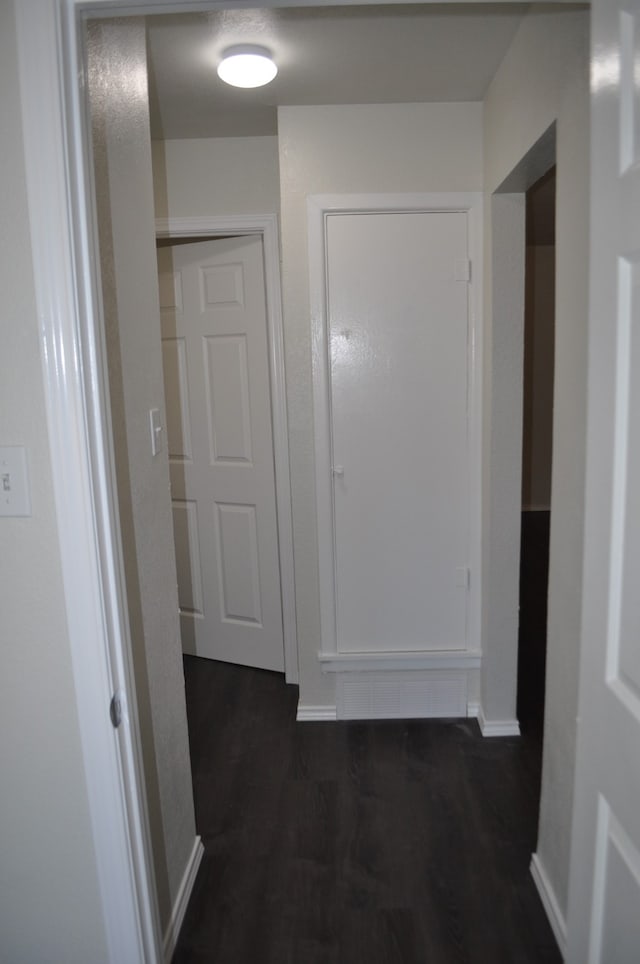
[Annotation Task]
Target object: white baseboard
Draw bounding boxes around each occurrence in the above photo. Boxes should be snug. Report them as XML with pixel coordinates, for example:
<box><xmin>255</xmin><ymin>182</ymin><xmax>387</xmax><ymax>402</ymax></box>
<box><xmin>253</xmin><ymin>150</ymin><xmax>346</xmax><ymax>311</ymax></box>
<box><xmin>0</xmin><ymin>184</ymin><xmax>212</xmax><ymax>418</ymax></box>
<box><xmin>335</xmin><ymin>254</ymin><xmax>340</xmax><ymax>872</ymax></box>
<box><xmin>297</xmin><ymin>698</ymin><xmax>516</xmax><ymax>733</ymax></box>
<box><xmin>477</xmin><ymin>704</ymin><xmax>521</xmax><ymax>737</ymax></box>
<box><xmin>467</xmin><ymin>701</ymin><xmax>481</xmax><ymax>719</ymax></box>
<box><xmin>530</xmin><ymin>852</ymin><xmax>567</xmax><ymax>958</ymax></box>
<box><xmin>163</xmin><ymin>835</ymin><xmax>204</xmax><ymax>963</ymax></box>
<box><xmin>296</xmin><ymin>703</ymin><xmax>337</xmax><ymax>721</ymax></box>
<box><xmin>300</xmin><ymin>659</ymin><xmax>482</xmax><ymax>723</ymax></box>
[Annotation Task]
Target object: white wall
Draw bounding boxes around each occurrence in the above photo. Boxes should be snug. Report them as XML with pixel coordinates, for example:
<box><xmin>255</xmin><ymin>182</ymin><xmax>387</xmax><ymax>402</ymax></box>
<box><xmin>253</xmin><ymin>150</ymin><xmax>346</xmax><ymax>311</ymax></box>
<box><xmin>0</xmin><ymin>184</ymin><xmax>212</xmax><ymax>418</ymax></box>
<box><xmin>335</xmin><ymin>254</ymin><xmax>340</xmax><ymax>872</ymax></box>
<box><xmin>152</xmin><ymin>136</ymin><xmax>280</xmax><ymax>218</ymax></box>
<box><xmin>0</xmin><ymin>2</ymin><xmax>109</xmax><ymax>960</ymax></box>
<box><xmin>277</xmin><ymin>103</ymin><xmax>483</xmax><ymax>706</ymax></box>
<box><xmin>483</xmin><ymin>6</ymin><xmax>590</xmax><ymax>919</ymax></box>
<box><xmin>88</xmin><ymin>20</ymin><xmax>196</xmax><ymax>932</ymax></box>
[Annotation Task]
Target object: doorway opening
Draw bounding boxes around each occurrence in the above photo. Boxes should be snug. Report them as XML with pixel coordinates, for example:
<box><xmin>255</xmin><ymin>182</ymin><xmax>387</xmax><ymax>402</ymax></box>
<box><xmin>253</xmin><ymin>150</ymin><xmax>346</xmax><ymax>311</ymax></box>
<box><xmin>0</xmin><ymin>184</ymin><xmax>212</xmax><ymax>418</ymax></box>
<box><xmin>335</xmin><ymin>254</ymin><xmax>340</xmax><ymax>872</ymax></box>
<box><xmin>517</xmin><ymin>167</ymin><xmax>556</xmax><ymax>738</ymax></box>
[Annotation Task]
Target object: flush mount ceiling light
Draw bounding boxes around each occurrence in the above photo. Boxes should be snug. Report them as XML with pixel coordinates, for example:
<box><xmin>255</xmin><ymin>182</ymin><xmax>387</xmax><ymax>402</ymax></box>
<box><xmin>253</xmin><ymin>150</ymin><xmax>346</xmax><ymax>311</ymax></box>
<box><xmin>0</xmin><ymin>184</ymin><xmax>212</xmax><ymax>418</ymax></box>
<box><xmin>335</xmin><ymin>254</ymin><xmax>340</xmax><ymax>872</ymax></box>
<box><xmin>217</xmin><ymin>45</ymin><xmax>278</xmax><ymax>89</ymax></box>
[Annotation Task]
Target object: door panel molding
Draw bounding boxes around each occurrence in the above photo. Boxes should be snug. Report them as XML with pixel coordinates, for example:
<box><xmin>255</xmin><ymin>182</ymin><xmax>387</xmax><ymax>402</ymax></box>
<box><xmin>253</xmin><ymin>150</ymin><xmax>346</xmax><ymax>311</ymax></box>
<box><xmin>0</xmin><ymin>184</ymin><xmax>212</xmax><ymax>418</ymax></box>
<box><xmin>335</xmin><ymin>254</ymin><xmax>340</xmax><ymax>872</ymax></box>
<box><xmin>308</xmin><ymin>193</ymin><xmax>483</xmax><ymax>667</ymax></box>
<box><xmin>156</xmin><ymin>215</ymin><xmax>298</xmax><ymax>684</ymax></box>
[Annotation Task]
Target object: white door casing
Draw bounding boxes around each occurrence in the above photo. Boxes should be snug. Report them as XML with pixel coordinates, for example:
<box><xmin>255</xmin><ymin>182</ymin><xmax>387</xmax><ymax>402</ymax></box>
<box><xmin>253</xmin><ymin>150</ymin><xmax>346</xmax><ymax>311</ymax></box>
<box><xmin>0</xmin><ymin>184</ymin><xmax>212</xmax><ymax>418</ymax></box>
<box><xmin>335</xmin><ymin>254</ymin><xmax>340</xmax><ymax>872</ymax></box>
<box><xmin>566</xmin><ymin>0</ymin><xmax>640</xmax><ymax>960</ymax></box>
<box><xmin>310</xmin><ymin>194</ymin><xmax>483</xmax><ymax>666</ymax></box>
<box><xmin>327</xmin><ymin>210</ymin><xmax>469</xmax><ymax>653</ymax></box>
<box><xmin>158</xmin><ymin>235</ymin><xmax>284</xmax><ymax>673</ymax></box>
<box><xmin>16</xmin><ymin>4</ymin><xmax>165</xmax><ymax>960</ymax></box>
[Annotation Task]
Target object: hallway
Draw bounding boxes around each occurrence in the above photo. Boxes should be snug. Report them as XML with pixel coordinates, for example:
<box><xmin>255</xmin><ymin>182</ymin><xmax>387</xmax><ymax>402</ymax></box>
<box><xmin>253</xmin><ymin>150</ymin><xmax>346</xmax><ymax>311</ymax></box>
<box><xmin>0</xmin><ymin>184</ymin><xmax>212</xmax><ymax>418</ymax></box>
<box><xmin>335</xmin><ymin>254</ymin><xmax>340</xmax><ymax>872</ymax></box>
<box><xmin>173</xmin><ymin>657</ymin><xmax>559</xmax><ymax>963</ymax></box>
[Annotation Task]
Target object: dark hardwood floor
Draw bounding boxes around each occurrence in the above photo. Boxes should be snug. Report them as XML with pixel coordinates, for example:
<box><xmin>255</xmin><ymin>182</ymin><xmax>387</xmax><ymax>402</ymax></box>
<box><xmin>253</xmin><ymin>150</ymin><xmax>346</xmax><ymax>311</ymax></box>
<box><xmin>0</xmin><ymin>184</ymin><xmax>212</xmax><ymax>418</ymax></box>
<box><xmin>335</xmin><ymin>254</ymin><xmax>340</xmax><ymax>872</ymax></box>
<box><xmin>517</xmin><ymin>510</ymin><xmax>551</xmax><ymax>735</ymax></box>
<box><xmin>173</xmin><ymin>594</ymin><xmax>559</xmax><ymax>964</ymax></box>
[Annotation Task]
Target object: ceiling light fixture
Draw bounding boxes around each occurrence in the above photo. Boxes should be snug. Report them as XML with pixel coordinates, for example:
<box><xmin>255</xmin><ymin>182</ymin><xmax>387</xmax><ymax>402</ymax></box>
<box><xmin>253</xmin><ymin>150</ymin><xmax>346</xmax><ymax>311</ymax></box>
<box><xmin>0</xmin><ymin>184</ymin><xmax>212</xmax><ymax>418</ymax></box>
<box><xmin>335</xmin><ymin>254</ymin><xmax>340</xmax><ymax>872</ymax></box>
<box><xmin>217</xmin><ymin>45</ymin><xmax>278</xmax><ymax>89</ymax></box>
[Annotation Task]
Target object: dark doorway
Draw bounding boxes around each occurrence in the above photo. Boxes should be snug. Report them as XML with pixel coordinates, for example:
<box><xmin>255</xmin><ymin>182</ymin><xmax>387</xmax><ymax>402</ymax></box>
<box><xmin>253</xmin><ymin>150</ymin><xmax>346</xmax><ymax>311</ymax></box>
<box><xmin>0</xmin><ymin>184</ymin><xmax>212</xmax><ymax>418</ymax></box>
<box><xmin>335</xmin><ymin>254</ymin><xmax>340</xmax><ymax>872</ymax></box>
<box><xmin>517</xmin><ymin>167</ymin><xmax>556</xmax><ymax>735</ymax></box>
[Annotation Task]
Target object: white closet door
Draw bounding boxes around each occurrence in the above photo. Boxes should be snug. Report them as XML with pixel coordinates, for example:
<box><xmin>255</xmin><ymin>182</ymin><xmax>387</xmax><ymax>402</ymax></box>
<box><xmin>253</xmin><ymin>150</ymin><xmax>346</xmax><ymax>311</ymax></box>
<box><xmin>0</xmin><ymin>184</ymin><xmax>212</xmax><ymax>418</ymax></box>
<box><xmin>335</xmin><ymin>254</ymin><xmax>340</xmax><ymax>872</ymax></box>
<box><xmin>326</xmin><ymin>211</ymin><xmax>470</xmax><ymax>653</ymax></box>
<box><xmin>567</xmin><ymin>0</ymin><xmax>640</xmax><ymax>958</ymax></box>
<box><xmin>158</xmin><ymin>236</ymin><xmax>284</xmax><ymax>672</ymax></box>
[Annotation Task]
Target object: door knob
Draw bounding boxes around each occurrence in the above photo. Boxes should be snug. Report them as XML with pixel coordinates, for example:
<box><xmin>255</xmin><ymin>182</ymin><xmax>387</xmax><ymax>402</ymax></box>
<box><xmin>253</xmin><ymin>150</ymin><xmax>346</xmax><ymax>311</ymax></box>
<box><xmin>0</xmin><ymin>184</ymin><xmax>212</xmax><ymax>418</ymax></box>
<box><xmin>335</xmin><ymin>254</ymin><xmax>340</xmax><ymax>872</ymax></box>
<box><xmin>332</xmin><ymin>465</ymin><xmax>344</xmax><ymax>478</ymax></box>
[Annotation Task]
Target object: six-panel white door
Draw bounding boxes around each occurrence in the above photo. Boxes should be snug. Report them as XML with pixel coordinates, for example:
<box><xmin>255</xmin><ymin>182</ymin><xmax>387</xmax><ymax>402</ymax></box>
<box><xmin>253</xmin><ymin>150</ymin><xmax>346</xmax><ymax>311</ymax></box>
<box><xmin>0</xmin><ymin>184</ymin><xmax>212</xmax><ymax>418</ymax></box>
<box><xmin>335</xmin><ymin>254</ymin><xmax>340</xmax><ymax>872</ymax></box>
<box><xmin>566</xmin><ymin>0</ymin><xmax>640</xmax><ymax>958</ymax></box>
<box><xmin>157</xmin><ymin>236</ymin><xmax>284</xmax><ymax>672</ymax></box>
<box><xmin>326</xmin><ymin>211</ymin><xmax>470</xmax><ymax>653</ymax></box>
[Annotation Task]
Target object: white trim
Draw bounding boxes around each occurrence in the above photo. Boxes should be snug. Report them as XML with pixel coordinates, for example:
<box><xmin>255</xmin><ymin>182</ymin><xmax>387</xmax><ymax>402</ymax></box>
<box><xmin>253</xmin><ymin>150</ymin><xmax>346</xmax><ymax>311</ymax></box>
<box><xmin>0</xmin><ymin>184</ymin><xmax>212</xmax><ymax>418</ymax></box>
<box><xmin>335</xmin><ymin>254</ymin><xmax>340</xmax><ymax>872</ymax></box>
<box><xmin>156</xmin><ymin>215</ymin><xmax>298</xmax><ymax>685</ymax></box>
<box><xmin>156</xmin><ymin>214</ymin><xmax>273</xmax><ymax>239</ymax></box>
<box><xmin>467</xmin><ymin>700</ymin><xmax>481</xmax><ymax>719</ymax></box>
<box><xmin>530</xmin><ymin>852</ymin><xmax>567</xmax><ymax>958</ymax></box>
<box><xmin>307</xmin><ymin>197</ymin><xmax>337</xmax><ymax>658</ymax></box>
<box><xmin>162</xmin><ymin>836</ymin><xmax>204</xmax><ymax>964</ymax></box>
<box><xmin>296</xmin><ymin>703</ymin><xmax>338</xmax><ymax>722</ymax></box>
<box><xmin>308</xmin><ymin>192</ymin><xmax>483</xmax><ymax>662</ymax></box>
<box><xmin>465</xmin><ymin>195</ymin><xmax>484</xmax><ymax>677</ymax></box>
<box><xmin>16</xmin><ymin>3</ymin><xmax>161</xmax><ymax>961</ymax></box>
<box><xmin>476</xmin><ymin>704</ymin><xmax>521</xmax><ymax>737</ymax></box>
<box><xmin>319</xmin><ymin>650</ymin><xmax>482</xmax><ymax>673</ymax></box>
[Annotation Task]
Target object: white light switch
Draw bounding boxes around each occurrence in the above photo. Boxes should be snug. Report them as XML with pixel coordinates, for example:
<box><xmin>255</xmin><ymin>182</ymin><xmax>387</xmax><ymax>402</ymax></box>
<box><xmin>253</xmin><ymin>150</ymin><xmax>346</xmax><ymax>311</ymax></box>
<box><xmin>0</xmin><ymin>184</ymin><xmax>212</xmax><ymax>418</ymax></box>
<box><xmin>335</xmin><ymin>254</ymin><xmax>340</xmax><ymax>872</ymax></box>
<box><xmin>149</xmin><ymin>408</ymin><xmax>163</xmax><ymax>457</ymax></box>
<box><xmin>0</xmin><ymin>446</ymin><xmax>31</xmax><ymax>517</ymax></box>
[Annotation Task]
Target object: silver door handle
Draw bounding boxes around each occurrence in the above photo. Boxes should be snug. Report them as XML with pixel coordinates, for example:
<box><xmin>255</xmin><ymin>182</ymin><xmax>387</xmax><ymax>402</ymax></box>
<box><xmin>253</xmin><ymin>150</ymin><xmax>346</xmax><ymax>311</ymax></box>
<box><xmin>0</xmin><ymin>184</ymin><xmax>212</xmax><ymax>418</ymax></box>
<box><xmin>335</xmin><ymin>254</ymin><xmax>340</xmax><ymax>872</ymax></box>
<box><xmin>332</xmin><ymin>465</ymin><xmax>344</xmax><ymax>478</ymax></box>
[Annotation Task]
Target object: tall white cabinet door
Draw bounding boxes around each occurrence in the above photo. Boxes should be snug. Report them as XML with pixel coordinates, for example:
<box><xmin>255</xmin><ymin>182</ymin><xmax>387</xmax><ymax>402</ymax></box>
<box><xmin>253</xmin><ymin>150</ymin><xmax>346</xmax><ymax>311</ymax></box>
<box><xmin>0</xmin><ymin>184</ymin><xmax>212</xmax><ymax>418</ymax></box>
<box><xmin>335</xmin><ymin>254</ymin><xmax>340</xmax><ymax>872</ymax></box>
<box><xmin>567</xmin><ymin>0</ymin><xmax>640</xmax><ymax>958</ymax></box>
<box><xmin>157</xmin><ymin>237</ymin><xmax>284</xmax><ymax>672</ymax></box>
<box><xmin>326</xmin><ymin>211</ymin><xmax>470</xmax><ymax>653</ymax></box>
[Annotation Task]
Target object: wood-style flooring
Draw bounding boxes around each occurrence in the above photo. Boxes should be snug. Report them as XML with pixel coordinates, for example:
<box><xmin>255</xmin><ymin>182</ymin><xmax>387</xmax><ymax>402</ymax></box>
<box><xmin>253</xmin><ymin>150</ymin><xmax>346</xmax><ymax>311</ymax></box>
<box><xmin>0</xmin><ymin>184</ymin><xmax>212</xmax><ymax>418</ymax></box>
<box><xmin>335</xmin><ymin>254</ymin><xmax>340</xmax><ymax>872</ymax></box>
<box><xmin>173</xmin><ymin>514</ymin><xmax>558</xmax><ymax>963</ymax></box>
<box><xmin>517</xmin><ymin>511</ymin><xmax>551</xmax><ymax>734</ymax></box>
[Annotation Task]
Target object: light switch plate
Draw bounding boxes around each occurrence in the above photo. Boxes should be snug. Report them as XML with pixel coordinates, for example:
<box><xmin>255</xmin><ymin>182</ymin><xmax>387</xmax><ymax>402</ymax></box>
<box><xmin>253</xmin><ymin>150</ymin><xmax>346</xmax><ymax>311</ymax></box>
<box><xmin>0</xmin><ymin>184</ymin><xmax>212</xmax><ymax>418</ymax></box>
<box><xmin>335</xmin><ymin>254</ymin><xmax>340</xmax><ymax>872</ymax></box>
<box><xmin>149</xmin><ymin>408</ymin><xmax>163</xmax><ymax>457</ymax></box>
<box><xmin>0</xmin><ymin>446</ymin><xmax>31</xmax><ymax>517</ymax></box>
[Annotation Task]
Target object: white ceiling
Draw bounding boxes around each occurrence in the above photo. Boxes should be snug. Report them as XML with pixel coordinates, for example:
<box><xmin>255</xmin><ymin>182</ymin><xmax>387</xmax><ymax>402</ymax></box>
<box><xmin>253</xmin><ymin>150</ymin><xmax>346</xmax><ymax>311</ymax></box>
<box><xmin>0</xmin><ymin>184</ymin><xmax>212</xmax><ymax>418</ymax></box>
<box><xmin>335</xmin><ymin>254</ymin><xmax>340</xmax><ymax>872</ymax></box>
<box><xmin>146</xmin><ymin>3</ymin><xmax>530</xmax><ymax>139</ymax></box>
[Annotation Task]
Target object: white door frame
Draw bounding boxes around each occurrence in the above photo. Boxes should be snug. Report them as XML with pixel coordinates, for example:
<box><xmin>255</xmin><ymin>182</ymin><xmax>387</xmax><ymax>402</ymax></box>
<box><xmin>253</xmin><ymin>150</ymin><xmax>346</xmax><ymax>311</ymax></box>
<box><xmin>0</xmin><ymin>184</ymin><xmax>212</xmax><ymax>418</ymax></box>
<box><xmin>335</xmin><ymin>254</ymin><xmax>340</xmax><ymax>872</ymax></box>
<box><xmin>308</xmin><ymin>193</ymin><xmax>483</xmax><ymax>666</ymax></box>
<box><xmin>16</xmin><ymin>3</ymin><xmax>165</xmax><ymax>961</ymax></box>
<box><xmin>156</xmin><ymin>216</ymin><xmax>298</xmax><ymax>684</ymax></box>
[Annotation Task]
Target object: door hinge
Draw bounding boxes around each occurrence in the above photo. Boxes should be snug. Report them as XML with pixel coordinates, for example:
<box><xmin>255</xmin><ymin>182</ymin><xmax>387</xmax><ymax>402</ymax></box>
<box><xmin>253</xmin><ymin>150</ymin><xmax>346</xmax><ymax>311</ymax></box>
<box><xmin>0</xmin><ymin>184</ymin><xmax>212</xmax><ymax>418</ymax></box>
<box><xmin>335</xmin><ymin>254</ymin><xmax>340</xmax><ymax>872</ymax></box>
<box><xmin>109</xmin><ymin>691</ymin><xmax>123</xmax><ymax>729</ymax></box>
<box><xmin>454</xmin><ymin>258</ymin><xmax>471</xmax><ymax>283</ymax></box>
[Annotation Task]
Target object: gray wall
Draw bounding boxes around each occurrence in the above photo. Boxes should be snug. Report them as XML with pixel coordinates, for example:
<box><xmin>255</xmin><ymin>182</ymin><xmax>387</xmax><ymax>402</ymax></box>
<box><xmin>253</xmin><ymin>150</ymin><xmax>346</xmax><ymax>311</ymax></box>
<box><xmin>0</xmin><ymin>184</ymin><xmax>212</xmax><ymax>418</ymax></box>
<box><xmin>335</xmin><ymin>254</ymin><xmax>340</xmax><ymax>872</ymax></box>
<box><xmin>0</xmin><ymin>2</ymin><xmax>109</xmax><ymax>960</ymax></box>
<box><xmin>483</xmin><ymin>6</ymin><xmax>590</xmax><ymax>917</ymax></box>
<box><xmin>88</xmin><ymin>19</ymin><xmax>196</xmax><ymax>931</ymax></box>
<box><xmin>152</xmin><ymin>136</ymin><xmax>280</xmax><ymax>219</ymax></box>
